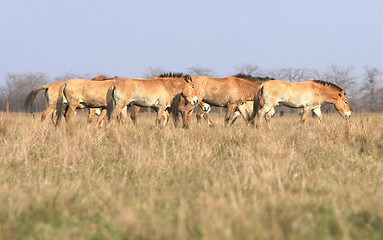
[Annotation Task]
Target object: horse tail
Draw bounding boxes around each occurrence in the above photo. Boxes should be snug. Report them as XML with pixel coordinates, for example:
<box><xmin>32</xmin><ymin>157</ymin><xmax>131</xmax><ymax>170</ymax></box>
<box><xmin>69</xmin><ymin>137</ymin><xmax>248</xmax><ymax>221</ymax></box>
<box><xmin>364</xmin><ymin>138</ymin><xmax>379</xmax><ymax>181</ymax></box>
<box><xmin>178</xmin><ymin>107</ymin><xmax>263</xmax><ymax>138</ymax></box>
<box><xmin>24</xmin><ymin>85</ymin><xmax>47</xmax><ymax>112</ymax></box>
<box><xmin>55</xmin><ymin>83</ymin><xmax>66</xmax><ymax>126</ymax></box>
<box><xmin>106</xmin><ymin>85</ymin><xmax>116</xmax><ymax>120</ymax></box>
<box><xmin>249</xmin><ymin>85</ymin><xmax>264</xmax><ymax>122</ymax></box>
<box><xmin>170</xmin><ymin>94</ymin><xmax>182</xmax><ymax>127</ymax></box>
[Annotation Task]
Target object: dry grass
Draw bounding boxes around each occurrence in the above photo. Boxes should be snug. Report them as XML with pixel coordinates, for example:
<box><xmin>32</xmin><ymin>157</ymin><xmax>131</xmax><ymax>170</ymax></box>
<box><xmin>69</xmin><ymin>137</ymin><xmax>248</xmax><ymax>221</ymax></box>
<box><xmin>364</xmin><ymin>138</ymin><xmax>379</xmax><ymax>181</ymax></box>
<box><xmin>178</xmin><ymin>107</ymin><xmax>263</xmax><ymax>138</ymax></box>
<box><xmin>0</xmin><ymin>111</ymin><xmax>382</xmax><ymax>240</ymax></box>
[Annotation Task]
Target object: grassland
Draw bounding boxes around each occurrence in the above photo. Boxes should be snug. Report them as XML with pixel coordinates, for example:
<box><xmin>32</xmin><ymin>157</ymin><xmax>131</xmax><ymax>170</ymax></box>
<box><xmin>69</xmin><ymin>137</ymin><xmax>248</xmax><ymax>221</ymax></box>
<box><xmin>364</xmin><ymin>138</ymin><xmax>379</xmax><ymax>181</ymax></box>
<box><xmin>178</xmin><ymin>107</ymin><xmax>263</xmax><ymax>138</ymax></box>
<box><xmin>0</xmin><ymin>111</ymin><xmax>382</xmax><ymax>240</ymax></box>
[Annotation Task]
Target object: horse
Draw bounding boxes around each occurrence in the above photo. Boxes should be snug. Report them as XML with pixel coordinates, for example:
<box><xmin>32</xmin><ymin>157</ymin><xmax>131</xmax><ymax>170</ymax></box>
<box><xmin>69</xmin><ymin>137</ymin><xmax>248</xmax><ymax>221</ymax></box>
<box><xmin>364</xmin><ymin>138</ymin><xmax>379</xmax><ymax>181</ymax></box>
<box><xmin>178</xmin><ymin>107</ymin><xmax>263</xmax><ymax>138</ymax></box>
<box><xmin>24</xmin><ymin>80</ymin><xmax>66</xmax><ymax>124</ymax></box>
<box><xmin>106</xmin><ymin>73</ymin><xmax>198</xmax><ymax>127</ymax></box>
<box><xmin>55</xmin><ymin>77</ymin><xmax>131</xmax><ymax>127</ymax></box>
<box><xmin>250</xmin><ymin>80</ymin><xmax>351</xmax><ymax>127</ymax></box>
<box><xmin>178</xmin><ymin>74</ymin><xmax>274</xmax><ymax>128</ymax></box>
<box><xmin>24</xmin><ymin>75</ymin><xmax>117</xmax><ymax>125</ymax></box>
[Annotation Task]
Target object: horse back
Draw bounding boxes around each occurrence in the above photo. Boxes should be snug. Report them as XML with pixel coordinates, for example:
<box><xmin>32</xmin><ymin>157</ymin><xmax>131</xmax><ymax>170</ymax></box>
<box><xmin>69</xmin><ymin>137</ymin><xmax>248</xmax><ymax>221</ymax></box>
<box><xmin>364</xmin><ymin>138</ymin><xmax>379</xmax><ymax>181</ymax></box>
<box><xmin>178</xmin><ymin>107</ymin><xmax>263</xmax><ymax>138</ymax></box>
<box><xmin>193</xmin><ymin>76</ymin><xmax>257</xmax><ymax>106</ymax></box>
<box><xmin>261</xmin><ymin>80</ymin><xmax>322</xmax><ymax>107</ymax></box>
<box><xmin>64</xmin><ymin>79</ymin><xmax>116</xmax><ymax>106</ymax></box>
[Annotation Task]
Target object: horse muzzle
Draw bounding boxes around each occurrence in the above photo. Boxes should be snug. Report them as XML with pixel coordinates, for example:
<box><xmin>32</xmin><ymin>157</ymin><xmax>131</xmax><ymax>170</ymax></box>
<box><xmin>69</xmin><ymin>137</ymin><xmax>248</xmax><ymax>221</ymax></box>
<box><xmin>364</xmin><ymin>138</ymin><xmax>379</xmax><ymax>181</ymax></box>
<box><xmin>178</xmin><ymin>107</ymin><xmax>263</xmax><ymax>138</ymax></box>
<box><xmin>201</xmin><ymin>103</ymin><xmax>211</xmax><ymax>112</ymax></box>
<box><xmin>190</xmin><ymin>97</ymin><xmax>198</xmax><ymax>106</ymax></box>
<box><xmin>344</xmin><ymin>111</ymin><xmax>351</xmax><ymax>119</ymax></box>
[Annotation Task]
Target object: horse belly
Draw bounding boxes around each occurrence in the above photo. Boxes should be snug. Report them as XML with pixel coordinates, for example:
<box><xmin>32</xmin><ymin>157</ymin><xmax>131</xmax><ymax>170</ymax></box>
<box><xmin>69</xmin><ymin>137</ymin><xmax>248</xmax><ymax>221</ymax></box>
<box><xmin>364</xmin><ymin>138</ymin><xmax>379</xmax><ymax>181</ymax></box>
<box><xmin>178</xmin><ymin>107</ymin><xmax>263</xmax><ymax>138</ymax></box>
<box><xmin>203</xmin><ymin>97</ymin><xmax>230</xmax><ymax>107</ymax></box>
<box><xmin>278</xmin><ymin>94</ymin><xmax>315</xmax><ymax>108</ymax></box>
<box><xmin>83</xmin><ymin>96</ymin><xmax>106</xmax><ymax>108</ymax></box>
<box><xmin>278</xmin><ymin>95</ymin><xmax>305</xmax><ymax>108</ymax></box>
<box><xmin>278</xmin><ymin>100</ymin><xmax>302</xmax><ymax>108</ymax></box>
<box><xmin>131</xmin><ymin>96</ymin><xmax>161</xmax><ymax>108</ymax></box>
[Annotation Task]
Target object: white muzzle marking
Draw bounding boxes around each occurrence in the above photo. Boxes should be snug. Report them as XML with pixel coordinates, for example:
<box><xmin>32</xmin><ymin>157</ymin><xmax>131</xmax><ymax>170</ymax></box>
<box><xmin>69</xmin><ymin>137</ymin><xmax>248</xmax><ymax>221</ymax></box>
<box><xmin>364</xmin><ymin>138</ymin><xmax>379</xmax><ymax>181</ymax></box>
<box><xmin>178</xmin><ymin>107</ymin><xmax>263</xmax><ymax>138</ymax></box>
<box><xmin>344</xmin><ymin>111</ymin><xmax>351</xmax><ymax>118</ymax></box>
<box><xmin>190</xmin><ymin>97</ymin><xmax>198</xmax><ymax>106</ymax></box>
<box><xmin>201</xmin><ymin>103</ymin><xmax>211</xmax><ymax>112</ymax></box>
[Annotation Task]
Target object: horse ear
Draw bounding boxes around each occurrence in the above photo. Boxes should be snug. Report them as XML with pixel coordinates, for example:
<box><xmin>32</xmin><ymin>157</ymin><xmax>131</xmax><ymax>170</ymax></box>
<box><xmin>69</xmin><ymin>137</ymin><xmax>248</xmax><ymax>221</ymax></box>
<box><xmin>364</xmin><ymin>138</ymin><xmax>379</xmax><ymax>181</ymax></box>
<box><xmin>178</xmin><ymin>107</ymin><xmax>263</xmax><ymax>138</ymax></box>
<box><xmin>185</xmin><ymin>75</ymin><xmax>192</xmax><ymax>83</ymax></box>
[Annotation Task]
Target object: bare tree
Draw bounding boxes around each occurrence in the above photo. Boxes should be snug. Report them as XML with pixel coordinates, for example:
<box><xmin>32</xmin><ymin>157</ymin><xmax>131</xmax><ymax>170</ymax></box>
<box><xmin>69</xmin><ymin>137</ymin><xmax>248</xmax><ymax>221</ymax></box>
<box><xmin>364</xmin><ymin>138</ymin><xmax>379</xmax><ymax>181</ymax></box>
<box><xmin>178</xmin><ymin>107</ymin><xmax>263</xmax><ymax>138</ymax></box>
<box><xmin>265</xmin><ymin>68</ymin><xmax>312</xmax><ymax>82</ymax></box>
<box><xmin>361</xmin><ymin>67</ymin><xmax>382</xmax><ymax>112</ymax></box>
<box><xmin>143</xmin><ymin>66</ymin><xmax>167</xmax><ymax>79</ymax></box>
<box><xmin>233</xmin><ymin>64</ymin><xmax>262</xmax><ymax>76</ymax></box>
<box><xmin>309</xmin><ymin>69</ymin><xmax>325</xmax><ymax>80</ymax></box>
<box><xmin>0</xmin><ymin>85</ymin><xmax>7</xmax><ymax>112</ymax></box>
<box><xmin>322</xmin><ymin>65</ymin><xmax>355</xmax><ymax>94</ymax></box>
<box><xmin>376</xmin><ymin>87</ymin><xmax>383</xmax><ymax>112</ymax></box>
<box><xmin>54</xmin><ymin>72</ymin><xmax>93</xmax><ymax>82</ymax></box>
<box><xmin>4</xmin><ymin>72</ymin><xmax>49</xmax><ymax>112</ymax></box>
<box><xmin>186</xmin><ymin>65</ymin><xmax>215</xmax><ymax>77</ymax></box>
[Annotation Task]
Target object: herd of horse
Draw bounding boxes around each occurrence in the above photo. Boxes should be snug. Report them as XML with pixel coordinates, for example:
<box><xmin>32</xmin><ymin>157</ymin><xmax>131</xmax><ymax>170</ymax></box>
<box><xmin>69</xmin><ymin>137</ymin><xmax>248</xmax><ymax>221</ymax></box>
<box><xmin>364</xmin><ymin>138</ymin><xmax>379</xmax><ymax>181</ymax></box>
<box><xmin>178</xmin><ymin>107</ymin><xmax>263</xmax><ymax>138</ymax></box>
<box><xmin>24</xmin><ymin>73</ymin><xmax>352</xmax><ymax>128</ymax></box>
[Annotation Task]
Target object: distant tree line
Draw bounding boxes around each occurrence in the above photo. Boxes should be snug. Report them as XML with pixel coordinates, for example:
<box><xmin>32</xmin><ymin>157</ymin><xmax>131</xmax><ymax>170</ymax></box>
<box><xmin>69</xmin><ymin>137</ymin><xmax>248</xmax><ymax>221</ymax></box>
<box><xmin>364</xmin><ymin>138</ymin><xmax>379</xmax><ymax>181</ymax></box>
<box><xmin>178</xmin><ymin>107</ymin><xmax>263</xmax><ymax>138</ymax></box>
<box><xmin>0</xmin><ymin>64</ymin><xmax>381</xmax><ymax>113</ymax></box>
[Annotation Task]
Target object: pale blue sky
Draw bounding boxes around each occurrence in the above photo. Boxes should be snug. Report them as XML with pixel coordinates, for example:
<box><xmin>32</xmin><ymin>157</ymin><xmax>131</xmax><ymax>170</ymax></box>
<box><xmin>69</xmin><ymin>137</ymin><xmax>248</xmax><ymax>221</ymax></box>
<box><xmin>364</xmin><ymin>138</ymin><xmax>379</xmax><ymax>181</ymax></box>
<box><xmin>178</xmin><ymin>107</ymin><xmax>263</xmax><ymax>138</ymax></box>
<box><xmin>1</xmin><ymin>0</ymin><xmax>382</xmax><ymax>83</ymax></box>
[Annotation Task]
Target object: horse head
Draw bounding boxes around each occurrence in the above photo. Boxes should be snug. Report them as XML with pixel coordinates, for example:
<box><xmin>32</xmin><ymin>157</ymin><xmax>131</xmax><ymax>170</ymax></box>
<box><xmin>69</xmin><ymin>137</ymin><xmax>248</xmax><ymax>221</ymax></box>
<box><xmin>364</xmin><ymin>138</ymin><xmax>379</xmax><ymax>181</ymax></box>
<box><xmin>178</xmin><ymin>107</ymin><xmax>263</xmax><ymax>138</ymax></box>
<box><xmin>334</xmin><ymin>91</ymin><xmax>351</xmax><ymax>119</ymax></box>
<box><xmin>181</xmin><ymin>75</ymin><xmax>198</xmax><ymax>106</ymax></box>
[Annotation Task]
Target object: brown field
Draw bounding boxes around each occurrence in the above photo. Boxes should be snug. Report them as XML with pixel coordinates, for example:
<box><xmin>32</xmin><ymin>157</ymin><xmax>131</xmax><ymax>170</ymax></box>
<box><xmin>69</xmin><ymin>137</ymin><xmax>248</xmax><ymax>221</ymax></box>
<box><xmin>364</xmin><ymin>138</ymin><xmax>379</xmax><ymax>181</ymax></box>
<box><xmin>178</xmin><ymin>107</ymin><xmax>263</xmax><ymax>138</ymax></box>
<box><xmin>0</xmin><ymin>111</ymin><xmax>382</xmax><ymax>240</ymax></box>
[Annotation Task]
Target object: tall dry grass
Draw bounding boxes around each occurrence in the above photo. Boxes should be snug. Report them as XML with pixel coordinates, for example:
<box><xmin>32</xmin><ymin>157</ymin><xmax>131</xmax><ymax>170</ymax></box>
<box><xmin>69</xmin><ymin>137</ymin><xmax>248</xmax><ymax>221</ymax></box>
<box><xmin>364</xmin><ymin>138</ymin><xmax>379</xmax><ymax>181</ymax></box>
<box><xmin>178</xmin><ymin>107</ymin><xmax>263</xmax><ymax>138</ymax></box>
<box><xmin>0</xmin><ymin>111</ymin><xmax>382</xmax><ymax>240</ymax></box>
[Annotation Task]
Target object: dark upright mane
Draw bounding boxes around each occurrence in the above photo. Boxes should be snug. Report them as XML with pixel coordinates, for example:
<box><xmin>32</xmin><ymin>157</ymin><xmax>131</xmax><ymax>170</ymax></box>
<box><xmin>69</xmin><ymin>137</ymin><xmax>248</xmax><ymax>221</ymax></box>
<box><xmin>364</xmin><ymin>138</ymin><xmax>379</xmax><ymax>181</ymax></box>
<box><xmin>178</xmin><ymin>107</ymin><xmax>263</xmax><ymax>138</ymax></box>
<box><xmin>313</xmin><ymin>80</ymin><xmax>344</xmax><ymax>93</ymax></box>
<box><xmin>234</xmin><ymin>74</ymin><xmax>275</xmax><ymax>84</ymax></box>
<box><xmin>158</xmin><ymin>72</ymin><xmax>191</xmax><ymax>81</ymax></box>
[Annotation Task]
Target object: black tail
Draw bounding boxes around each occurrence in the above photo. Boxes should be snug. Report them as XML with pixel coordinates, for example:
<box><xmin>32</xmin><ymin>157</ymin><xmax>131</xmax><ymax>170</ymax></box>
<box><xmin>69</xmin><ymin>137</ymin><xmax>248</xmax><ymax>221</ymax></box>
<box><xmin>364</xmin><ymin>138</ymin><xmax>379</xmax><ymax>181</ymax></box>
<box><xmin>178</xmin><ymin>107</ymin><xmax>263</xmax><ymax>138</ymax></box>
<box><xmin>24</xmin><ymin>85</ymin><xmax>47</xmax><ymax>112</ymax></box>
<box><xmin>170</xmin><ymin>94</ymin><xmax>185</xmax><ymax>127</ymax></box>
<box><xmin>249</xmin><ymin>85</ymin><xmax>264</xmax><ymax>122</ymax></box>
<box><xmin>106</xmin><ymin>85</ymin><xmax>116</xmax><ymax>120</ymax></box>
<box><xmin>55</xmin><ymin>84</ymin><xmax>66</xmax><ymax>126</ymax></box>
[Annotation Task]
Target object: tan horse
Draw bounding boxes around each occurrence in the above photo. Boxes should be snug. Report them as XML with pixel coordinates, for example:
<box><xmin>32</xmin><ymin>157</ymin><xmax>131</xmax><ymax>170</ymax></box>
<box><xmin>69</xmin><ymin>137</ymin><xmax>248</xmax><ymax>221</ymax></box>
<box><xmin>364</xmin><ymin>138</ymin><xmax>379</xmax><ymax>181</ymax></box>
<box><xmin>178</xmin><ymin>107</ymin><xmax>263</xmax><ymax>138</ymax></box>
<box><xmin>250</xmin><ymin>80</ymin><xmax>351</xmax><ymax>127</ymax></box>
<box><xmin>179</xmin><ymin>75</ymin><xmax>274</xmax><ymax>128</ymax></box>
<box><xmin>55</xmin><ymin>77</ymin><xmax>125</xmax><ymax>127</ymax></box>
<box><xmin>24</xmin><ymin>81</ymin><xmax>66</xmax><ymax>124</ymax></box>
<box><xmin>106</xmin><ymin>73</ymin><xmax>198</xmax><ymax>127</ymax></box>
<box><xmin>24</xmin><ymin>75</ymin><xmax>115</xmax><ymax>125</ymax></box>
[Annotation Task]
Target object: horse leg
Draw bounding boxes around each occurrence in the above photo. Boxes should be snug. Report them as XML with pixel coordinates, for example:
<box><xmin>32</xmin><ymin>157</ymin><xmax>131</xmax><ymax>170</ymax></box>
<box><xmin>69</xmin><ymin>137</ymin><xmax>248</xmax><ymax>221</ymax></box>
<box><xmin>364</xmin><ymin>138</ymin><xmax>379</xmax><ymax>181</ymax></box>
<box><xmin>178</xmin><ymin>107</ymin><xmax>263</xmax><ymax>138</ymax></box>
<box><xmin>229</xmin><ymin>110</ymin><xmax>240</xmax><ymax>126</ymax></box>
<box><xmin>130</xmin><ymin>105</ymin><xmax>140</xmax><ymax>125</ymax></box>
<box><xmin>41</xmin><ymin>105</ymin><xmax>56</xmax><ymax>123</ymax></box>
<box><xmin>257</xmin><ymin>104</ymin><xmax>274</xmax><ymax>128</ymax></box>
<box><xmin>202</xmin><ymin>103</ymin><xmax>214</xmax><ymax>127</ymax></box>
<box><xmin>180</xmin><ymin>103</ymin><xmax>196</xmax><ymax>129</ymax></box>
<box><xmin>110</xmin><ymin>104</ymin><xmax>128</xmax><ymax>124</ymax></box>
<box><xmin>95</xmin><ymin>109</ymin><xmax>107</xmax><ymax>128</ymax></box>
<box><xmin>196</xmin><ymin>108</ymin><xmax>204</xmax><ymax>124</ymax></box>
<box><xmin>224</xmin><ymin>104</ymin><xmax>237</xmax><ymax>127</ymax></box>
<box><xmin>300</xmin><ymin>107</ymin><xmax>311</xmax><ymax>124</ymax></box>
<box><xmin>312</xmin><ymin>107</ymin><xmax>322</xmax><ymax>122</ymax></box>
<box><xmin>65</xmin><ymin>104</ymin><xmax>78</xmax><ymax>122</ymax></box>
<box><xmin>117</xmin><ymin>105</ymin><xmax>129</xmax><ymax>124</ymax></box>
<box><xmin>198</xmin><ymin>110</ymin><xmax>215</xmax><ymax>128</ymax></box>
<box><xmin>196</xmin><ymin>102</ymin><xmax>214</xmax><ymax>127</ymax></box>
<box><xmin>265</xmin><ymin>107</ymin><xmax>275</xmax><ymax>122</ymax></box>
<box><xmin>164</xmin><ymin>108</ymin><xmax>171</xmax><ymax>127</ymax></box>
<box><xmin>203</xmin><ymin>112</ymin><xmax>215</xmax><ymax>128</ymax></box>
<box><xmin>156</xmin><ymin>107</ymin><xmax>166</xmax><ymax>127</ymax></box>
<box><xmin>51</xmin><ymin>104</ymin><xmax>68</xmax><ymax>125</ymax></box>
<box><xmin>196</xmin><ymin>108</ymin><xmax>212</xmax><ymax>126</ymax></box>
<box><xmin>234</xmin><ymin>103</ymin><xmax>249</xmax><ymax>126</ymax></box>
<box><xmin>51</xmin><ymin>110</ymin><xmax>57</xmax><ymax>125</ymax></box>
<box><xmin>88</xmin><ymin>108</ymin><xmax>97</xmax><ymax>124</ymax></box>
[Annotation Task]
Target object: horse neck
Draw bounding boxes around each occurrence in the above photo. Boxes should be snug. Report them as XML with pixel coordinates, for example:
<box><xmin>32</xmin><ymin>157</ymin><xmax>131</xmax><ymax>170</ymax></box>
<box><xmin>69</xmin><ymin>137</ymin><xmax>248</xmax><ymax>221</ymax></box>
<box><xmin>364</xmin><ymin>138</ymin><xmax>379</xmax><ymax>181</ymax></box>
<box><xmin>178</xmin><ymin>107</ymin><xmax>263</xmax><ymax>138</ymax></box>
<box><xmin>319</xmin><ymin>86</ymin><xmax>341</xmax><ymax>104</ymax></box>
<box><xmin>164</xmin><ymin>78</ymin><xmax>186</xmax><ymax>95</ymax></box>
